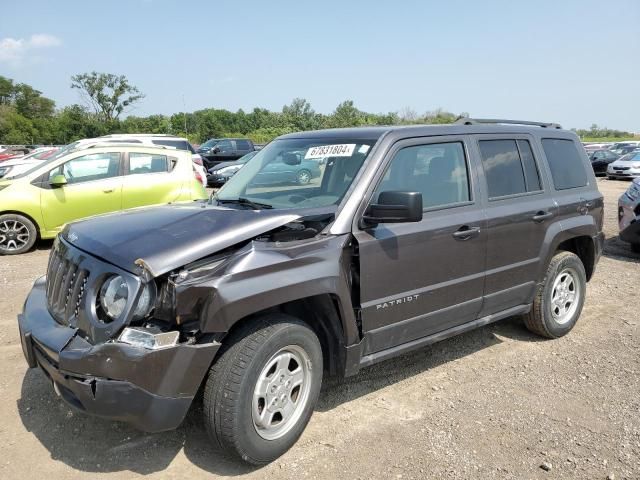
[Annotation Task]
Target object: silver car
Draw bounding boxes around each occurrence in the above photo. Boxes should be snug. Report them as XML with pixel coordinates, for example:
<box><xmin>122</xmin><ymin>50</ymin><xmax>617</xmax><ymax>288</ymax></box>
<box><xmin>607</xmin><ymin>150</ymin><xmax>640</xmax><ymax>179</ymax></box>
<box><xmin>618</xmin><ymin>178</ymin><xmax>640</xmax><ymax>253</ymax></box>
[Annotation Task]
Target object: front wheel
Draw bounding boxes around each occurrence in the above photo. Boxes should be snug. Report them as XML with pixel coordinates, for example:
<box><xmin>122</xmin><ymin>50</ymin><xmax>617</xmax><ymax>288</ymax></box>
<box><xmin>630</xmin><ymin>243</ymin><xmax>640</xmax><ymax>254</ymax></box>
<box><xmin>296</xmin><ymin>169</ymin><xmax>311</xmax><ymax>185</ymax></box>
<box><xmin>203</xmin><ymin>314</ymin><xmax>323</xmax><ymax>465</ymax></box>
<box><xmin>0</xmin><ymin>214</ymin><xmax>37</xmax><ymax>255</ymax></box>
<box><xmin>523</xmin><ymin>251</ymin><xmax>586</xmax><ymax>338</ymax></box>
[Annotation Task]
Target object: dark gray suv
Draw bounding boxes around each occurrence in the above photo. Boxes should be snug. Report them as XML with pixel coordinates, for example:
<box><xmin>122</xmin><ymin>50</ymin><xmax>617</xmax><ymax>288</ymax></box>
<box><xmin>18</xmin><ymin>119</ymin><xmax>604</xmax><ymax>464</ymax></box>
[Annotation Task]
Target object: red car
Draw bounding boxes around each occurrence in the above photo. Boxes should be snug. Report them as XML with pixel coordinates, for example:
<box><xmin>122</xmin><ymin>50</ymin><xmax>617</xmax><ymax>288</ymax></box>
<box><xmin>0</xmin><ymin>147</ymin><xmax>30</xmax><ymax>162</ymax></box>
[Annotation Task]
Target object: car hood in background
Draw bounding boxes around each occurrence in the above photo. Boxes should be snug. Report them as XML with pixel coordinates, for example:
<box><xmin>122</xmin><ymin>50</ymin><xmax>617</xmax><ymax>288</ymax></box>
<box><xmin>62</xmin><ymin>203</ymin><xmax>302</xmax><ymax>276</ymax></box>
<box><xmin>610</xmin><ymin>159</ymin><xmax>640</xmax><ymax>167</ymax></box>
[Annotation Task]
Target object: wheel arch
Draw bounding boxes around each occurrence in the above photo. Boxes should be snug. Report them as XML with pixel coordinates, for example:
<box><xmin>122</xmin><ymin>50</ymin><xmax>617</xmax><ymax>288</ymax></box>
<box><xmin>0</xmin><ymin>210</ymin><xmax>43</xmax><ymax>239</ymax></box>
<box><xmin>215</xmin><ymin>294</ymin><xmax>349</xmax><ymax>377</ymax></box>
<box><xmin>539</xmin><ymin>216</ymin><xmax>599</xmax><ymax>283</ymax></box>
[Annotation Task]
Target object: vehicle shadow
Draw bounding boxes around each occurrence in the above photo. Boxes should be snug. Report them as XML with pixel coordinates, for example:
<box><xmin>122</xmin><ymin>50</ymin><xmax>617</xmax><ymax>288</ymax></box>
<box><xmin>16</xmin><ymin>316</ymin><xmax>537</xmax><ymax>476</ymax></box>
<box><xmin>602</xmin><ymin>235</ymin><xmax>640</xmax><ymax>263</ymax></box>
<box><xmin>315</xmin><ymin>315</ymin><xmax>539</xmax><ymax>412</ymax></box>
<box><xmin>17</xmin><ymin>369</ymin><xmax>257</xmax><ymax>476</ymax></box>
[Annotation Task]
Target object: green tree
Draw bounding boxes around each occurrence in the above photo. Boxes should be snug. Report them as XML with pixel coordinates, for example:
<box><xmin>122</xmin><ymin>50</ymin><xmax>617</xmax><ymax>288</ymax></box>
<box><xmin>0</xmin><ymin>105</ymin><xmax>36</xmax><ymax>144</ymax></box>
<box><xmin>71</xmin><ymin>72</ymin><xmax>145</xmax><ymax>122</ymax></box>
<box><xmin>13</xmin><ymin>83</ymin><xmax>55</xmax><ymax>119</ymax></box>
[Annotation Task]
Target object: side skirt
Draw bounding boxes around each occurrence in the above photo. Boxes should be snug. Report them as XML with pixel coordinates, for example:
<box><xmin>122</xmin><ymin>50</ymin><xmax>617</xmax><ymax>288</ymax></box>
<box><xmin>358</xmin><ymin>304</ymin><xmax>531</xmax><ymax>369</ymax></box>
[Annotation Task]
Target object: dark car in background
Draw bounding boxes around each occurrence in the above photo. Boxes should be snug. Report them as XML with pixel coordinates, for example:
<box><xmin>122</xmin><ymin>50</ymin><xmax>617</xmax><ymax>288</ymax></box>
<box><xmin>198</xmin><ymin>138</ymin><xmax>256</xmax><ymax>169</ymax></box>
<box><xmin>589</xmin><ymin>149</ymin><xmax>619</xmax><ymax>175</ymax></box>
<box><xmin>207</xmin><ymin>151</ymin><xmax>257</xmax><ymax>187</ymax></box>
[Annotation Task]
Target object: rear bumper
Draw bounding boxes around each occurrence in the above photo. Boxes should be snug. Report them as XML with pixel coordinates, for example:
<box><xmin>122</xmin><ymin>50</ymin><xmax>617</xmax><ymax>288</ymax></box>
<box><xmin>18</xmin><ymin>276</ymin><xmax>220</xmax><ymax>432</ymax></box>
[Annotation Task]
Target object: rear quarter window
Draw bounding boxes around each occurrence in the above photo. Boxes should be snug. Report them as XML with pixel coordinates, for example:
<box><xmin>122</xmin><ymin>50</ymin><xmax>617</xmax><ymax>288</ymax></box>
<box><xmin>541</xmin><ymin>139</ymin><xmax>588</xmax><ymax>190</ymax></box>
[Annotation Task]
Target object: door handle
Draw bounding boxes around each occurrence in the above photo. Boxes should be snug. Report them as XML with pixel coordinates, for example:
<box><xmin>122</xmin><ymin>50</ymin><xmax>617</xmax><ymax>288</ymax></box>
<box><xmin>103</xmin><ymin>189</ymin><xmax>114</xmax><ymax>193</ymax></box>
<box><xmin>532</xmin><ymin>211</ymin><xmax>554</xmax><ymax>222</ymax></box>
<box><xmin>452</xmin><ymin>226</ymin><xmax>480</xmax><ymax>240</ymax></box>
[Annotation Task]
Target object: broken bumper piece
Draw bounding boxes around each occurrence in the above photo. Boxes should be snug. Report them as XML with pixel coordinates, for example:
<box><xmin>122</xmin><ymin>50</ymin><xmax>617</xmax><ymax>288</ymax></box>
<box><xmin>18</xmin><ymin>276</ymin><xmax>220</xmax><ymax>432</ymax></box>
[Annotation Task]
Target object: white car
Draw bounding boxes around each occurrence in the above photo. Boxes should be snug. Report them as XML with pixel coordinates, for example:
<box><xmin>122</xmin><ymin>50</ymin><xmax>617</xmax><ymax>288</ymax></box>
<box><xmin>607</xmin><ymin>150</ymin><xmax>640</xmax><ymax>180</ymax></box>
<box><xmin>99</xmin><ymin>134</ymin><xmax>206</xmax><ymax>186</ymax></box>
<box><xmin>618</xmin><ymin>178</ymin><xmax>640</xmax><ymax>253</ymax></box>
<box><xmin>0</xmin><ymin>148</ymin><xmax>59</xmax><ymax>179</ymax></box>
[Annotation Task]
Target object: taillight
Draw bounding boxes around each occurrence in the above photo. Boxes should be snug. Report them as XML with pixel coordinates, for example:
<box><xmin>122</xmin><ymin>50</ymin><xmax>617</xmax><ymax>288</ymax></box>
<box><xmin>194</xmin><ymin>169</ymin><xmax>204</xmax><ymax>184</ymax></box>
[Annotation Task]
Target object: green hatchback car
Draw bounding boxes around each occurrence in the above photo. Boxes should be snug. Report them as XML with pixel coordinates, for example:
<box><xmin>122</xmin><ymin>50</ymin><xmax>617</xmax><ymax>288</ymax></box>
<box><xmin>0</xmin><ymin>143</ymin><xmax>207</xmax><ymax>255</ymax></box>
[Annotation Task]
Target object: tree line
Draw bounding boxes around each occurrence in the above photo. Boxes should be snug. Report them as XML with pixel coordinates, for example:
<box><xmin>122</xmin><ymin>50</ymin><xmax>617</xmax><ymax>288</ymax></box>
<box><xmin>0</xmin><ymin>73</ymin><xmax>634</xmax><ymax>145</ymax></box>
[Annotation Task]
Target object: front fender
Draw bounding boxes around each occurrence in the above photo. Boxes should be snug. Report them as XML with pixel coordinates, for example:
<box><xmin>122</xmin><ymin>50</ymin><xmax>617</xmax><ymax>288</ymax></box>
<box><xmin>174</xmin><ymin>234</ymin><xmax>360</xmax><ymax>346</ymax></box>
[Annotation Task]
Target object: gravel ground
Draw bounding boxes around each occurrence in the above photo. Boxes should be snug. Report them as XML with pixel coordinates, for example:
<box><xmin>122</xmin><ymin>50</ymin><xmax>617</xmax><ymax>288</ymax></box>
<box><xmin>0</xmin><ymin>178</ymin><xmax>638</xmax><ymax>480</ymax></box>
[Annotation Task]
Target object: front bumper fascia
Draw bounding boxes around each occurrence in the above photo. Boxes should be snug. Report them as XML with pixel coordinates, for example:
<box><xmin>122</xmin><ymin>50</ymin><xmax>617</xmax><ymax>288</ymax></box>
<box><xmin>18</xmin><ymin>276</ymin><xmax>220</xmax><ymax>432</ymax></box>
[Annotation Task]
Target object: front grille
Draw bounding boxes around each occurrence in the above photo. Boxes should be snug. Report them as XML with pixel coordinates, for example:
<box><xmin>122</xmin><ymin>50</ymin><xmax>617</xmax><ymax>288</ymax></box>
<box><xmin>615</xmin><ymin>167</ymin><xmax>630</xmax><ymax>171</ymax></box>
<box><xmin>46</xmin><ymin>243</ymin><xmax>89</xmax><ymax>326</ymax></box>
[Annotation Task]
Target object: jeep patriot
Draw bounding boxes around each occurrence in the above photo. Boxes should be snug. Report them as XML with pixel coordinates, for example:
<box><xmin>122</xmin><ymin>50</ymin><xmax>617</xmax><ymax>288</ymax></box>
<box><xmin>18</xmin><ymin>119</ymin><xmax>604</xmax><ymax>464</ymax></box>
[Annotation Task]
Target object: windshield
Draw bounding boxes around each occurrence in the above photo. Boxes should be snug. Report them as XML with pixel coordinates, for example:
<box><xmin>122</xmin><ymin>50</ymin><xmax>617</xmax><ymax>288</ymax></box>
<box><xmin>215</xmin><ymin>137</ymin><xmax>375</xmax><ymax>210</ymax></box>
<box><xmin>200</xmin><ymin>139</ymin><xmax>220</xmax><ymax>149</ymax></box>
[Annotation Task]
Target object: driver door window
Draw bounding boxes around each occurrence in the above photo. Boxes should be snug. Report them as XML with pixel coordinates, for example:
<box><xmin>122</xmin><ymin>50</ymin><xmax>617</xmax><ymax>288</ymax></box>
<box><xmin>48</xmin><ymin>153</ymin><xmax>121</xmax><ymax>184</ymax></box>
<box><xmin>373</xmin><ymin>142</ymin><xmax>471</xmax><ymax>208</ymax></box>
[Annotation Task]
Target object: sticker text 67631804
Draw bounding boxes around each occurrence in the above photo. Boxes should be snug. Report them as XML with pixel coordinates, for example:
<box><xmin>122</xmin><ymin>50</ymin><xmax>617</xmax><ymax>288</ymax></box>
<box><xmin>305</xmin><ymin>144</ymin><xmax>356</xmax><ymax>159</ymax></box>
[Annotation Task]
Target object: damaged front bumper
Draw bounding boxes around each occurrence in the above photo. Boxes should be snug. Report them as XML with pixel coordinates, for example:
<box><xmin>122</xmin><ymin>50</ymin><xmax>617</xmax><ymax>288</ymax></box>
<box><xmin>18</xmin><ymin>276</ymin><xmax>220</xmax><ymax>432</ymax></box>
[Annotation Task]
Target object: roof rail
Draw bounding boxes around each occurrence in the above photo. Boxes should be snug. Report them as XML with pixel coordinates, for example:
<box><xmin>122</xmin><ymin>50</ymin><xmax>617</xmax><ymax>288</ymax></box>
<box><xmin>86</xmin><ymin>142</ymin><xmax>178</xmax><ymax>150</ymax></box>
<box><xmin>455</xmin><ymin>117</ymin><xmax>562</xmax><ymax>129</ymax></box>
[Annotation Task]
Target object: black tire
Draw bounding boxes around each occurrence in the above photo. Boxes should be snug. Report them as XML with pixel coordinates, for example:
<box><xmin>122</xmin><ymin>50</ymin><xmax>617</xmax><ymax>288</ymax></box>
<box><xmin>607</xmin><ymin>175</ymin><xmax>615</xmax><ymax>180</ymax></box>
<box><xmin>296</xmin><ymin>169</ymin><xmax>312</xmax><ymax>185</ymax></box>
<box><xmin>203</xmin><ymin>314</ymin><xmax>323</xmax><ymax>465</ymax></box>
<box><xmin>523</xmin><ymin>251</ymin><xmax>586</xmax><ymax>339</ymax></box>
<box><xmin>0</xmin><ymin>213</ymin><xmax>37</xmax><ymax>255</ymax></box>
<box><xmin>630</xmin><ymin>243</ymin><xmax>640</xmax><ymax>254</ymax></box>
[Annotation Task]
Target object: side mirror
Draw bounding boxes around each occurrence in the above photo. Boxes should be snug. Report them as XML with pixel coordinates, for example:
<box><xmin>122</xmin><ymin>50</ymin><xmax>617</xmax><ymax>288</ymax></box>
<box><xmin>49</xmin><ymin>174</ymin><xmax>67</xmax><ymax>187</ymax></box>
<box><xmin>212</xmin><ymin>147</ymin><xmax>221</xmax><ymax>154</ymax></box>
<box><xmin>361</xmin><ymin>191</ymin><xmax>423</xmax><ymax>227</ymax></box>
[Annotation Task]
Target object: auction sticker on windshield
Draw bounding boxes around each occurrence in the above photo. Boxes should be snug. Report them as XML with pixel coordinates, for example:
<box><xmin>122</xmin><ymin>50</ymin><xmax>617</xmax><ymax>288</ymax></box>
<box><xmin>305</xmin><ymin>144</ymin><xmax>355</xmax><ymax>159</ymax></box>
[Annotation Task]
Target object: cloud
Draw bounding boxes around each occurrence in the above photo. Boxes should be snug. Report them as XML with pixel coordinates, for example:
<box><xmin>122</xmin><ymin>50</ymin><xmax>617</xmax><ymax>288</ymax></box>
<box><xmin>0</xmin><ymin>33</ymin><xmax>62</xmax><ymax>66</ymax></box>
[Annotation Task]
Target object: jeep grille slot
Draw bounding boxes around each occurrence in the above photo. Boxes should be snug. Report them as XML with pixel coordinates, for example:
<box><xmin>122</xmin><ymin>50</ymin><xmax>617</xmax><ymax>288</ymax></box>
<box><xmin>46</xmin><ymin>245</ymin><xmax>89</xmax><ymax>326</ymax></box>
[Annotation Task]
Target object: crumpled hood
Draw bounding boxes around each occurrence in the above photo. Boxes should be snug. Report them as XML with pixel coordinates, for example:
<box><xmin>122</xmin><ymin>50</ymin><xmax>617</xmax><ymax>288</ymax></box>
<box><xmin>62</xmin><ymin>202</ymin><xmax>301</xmax><ymax>276</ymax></box>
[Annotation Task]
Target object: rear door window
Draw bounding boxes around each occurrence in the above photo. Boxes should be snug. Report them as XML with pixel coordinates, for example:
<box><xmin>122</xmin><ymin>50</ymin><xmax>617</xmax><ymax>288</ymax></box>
<box><xmin>236</xmin><ymin>139</ymin><xmax>252</xmax><ymax>150</ymax></box>
<box><xmin>479</xmin><ymin>139</ymin><xmax>542</xmax><ymax>198</ymax></box>
<box><xmin>541</xmin><ymin>139</ymin><xmax>588</xmax><ymax>190</ymax></box>
<box><xmin>128</xmin><ymin>152</ymin><xmax>169</xmax><ymax>174</ymax></box>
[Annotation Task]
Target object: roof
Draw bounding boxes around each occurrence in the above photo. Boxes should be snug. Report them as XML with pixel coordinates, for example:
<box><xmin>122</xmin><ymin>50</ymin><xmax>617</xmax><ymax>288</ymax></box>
<box><xmin>278</xmin><ymin>121</ymin><xmax>573</xmax><ymax>142</ymax></box>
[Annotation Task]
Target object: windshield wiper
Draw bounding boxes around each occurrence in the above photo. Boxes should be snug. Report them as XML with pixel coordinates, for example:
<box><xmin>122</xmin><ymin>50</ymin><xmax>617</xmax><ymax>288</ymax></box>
<box><xmin>217</xmin><ymin>197</ymin><xmax>273</xmax><ymax>210</ymax></box>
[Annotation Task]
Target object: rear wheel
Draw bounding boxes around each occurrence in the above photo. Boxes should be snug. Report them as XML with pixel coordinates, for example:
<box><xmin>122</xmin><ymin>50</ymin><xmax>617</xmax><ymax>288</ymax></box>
<box><xmin>523</xmin><ymin>251</ymin><xmax>586</xmax><ymax>338</ymax></box>
<box><xmin>203</xmin><ymin>314</ymin><xmax>323</xmax><ymax>465</ymax></box>
<box><xmin>0</xmin><ymin>214</ymin><xmax>37</xmax><ymax>255</ymax></box>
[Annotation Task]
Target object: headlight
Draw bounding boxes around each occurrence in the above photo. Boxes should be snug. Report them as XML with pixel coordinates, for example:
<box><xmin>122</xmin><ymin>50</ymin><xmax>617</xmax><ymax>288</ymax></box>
<box><xmin>98</xmin><ymin>275</ymin><xmax>156</xmax><ymax>322</ymax></box>
<box><xmin>626</xmin><ymin>183</ymin><xmax>640</xmax><ymax>201</ymax></box>
<box><xmin>217</xmin><ymin>165</ymin><xmax>242</xmax><ymax>175</ymax></box>
<box><xmin>133</xmin><ymin>281</ymin><xmax>156</xmax><ymax>319</ymax></box>
<box><xmin>0</xmin><ymin>167</ymin><xmax>10</xmax><ymax>177</ymax></box>
<box><xmin>99</xmin><ymin>275</ymin><xmax>129</xmax><ymax>320</ymax></box>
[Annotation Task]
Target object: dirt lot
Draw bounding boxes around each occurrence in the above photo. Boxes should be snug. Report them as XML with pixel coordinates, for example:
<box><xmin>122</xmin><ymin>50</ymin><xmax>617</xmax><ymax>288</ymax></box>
<box><xmin>1</xmin><ymin>178</ymin><xmax>638</xmax><ymax>479</ymax></box>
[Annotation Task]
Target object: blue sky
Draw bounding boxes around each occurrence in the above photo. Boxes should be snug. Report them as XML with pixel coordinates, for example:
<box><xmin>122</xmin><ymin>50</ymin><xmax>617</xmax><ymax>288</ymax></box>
<box><xmin>1</xmin><ymin>0</ymin><xmax>639</xmax><ymax>131</ymax></box>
